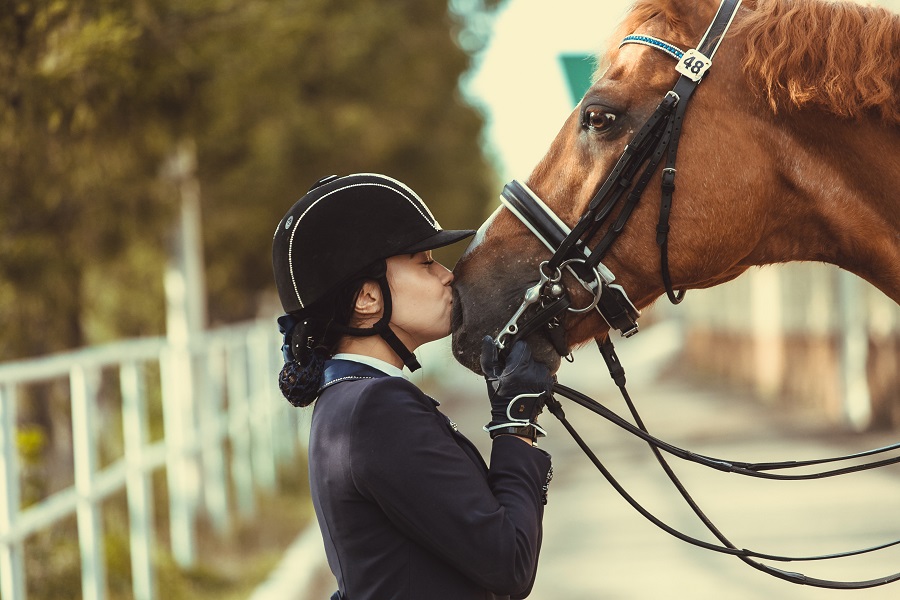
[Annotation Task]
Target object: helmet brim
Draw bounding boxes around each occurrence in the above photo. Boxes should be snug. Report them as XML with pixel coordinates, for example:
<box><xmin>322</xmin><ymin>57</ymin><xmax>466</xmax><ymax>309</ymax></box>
<box><xmin>399</xmin><ymin>229</ymin><xmax>476</xmax><ymax>255</ymax></box>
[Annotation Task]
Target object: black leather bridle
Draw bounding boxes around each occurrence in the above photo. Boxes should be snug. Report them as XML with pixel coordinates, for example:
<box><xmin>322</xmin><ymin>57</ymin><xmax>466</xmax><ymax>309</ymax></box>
<box><xmin>495</xmin><ymin>0</ymin><xmax>747</xmax><ymax>351</ymax></box>
<box><xmin>491</xmin><ymin>0</ymin><xmax>900</xmax><ymax>589</ymax></box>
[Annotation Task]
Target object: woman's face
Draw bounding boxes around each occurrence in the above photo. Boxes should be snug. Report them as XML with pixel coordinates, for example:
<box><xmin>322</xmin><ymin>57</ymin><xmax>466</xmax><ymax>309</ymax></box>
<box><xmin>386</xmin><ymin>250</ymin><xmax>455</xmax><ymax>349</ymax></box>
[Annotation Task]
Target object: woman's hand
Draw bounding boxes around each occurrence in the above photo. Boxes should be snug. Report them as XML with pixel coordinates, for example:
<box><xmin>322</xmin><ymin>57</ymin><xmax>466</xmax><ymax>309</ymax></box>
<box><xmin>481</xmin><ymin>336</ymin><xmax>554</xmax><ymax>442</ymax></box>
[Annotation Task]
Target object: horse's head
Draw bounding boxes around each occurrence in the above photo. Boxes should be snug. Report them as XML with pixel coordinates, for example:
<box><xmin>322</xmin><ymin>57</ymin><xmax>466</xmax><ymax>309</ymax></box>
<box><xmin>452</xmin><ymin>0</ymin><xmax>783</xmax><ymax>373</ymax></box>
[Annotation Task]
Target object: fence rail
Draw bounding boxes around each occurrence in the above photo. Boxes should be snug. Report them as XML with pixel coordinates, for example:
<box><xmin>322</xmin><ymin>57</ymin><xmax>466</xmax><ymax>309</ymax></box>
<box><xmin>0</xmin><ymin>318</ymin><xmax>300</xmax><ymax>600</ymax></box>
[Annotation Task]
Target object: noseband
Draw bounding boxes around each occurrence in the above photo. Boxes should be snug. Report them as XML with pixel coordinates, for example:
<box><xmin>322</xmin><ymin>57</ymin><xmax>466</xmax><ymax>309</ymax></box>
<box><xmin>493</xmin><ymin>0</ymin><xmax>900</xmax><ymax>589</ymax></box>
<box><xmin>496</xmin><ymin>0</ymin><xmax>743</xmax><ymax>351</ymax></box>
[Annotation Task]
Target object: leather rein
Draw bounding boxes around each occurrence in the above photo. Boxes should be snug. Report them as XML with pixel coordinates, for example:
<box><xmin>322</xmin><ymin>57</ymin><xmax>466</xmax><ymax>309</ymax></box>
<box><xmin>493</xmin><ymin>0</ymin><xmax>900</xmax><ymax>589</ymax></box>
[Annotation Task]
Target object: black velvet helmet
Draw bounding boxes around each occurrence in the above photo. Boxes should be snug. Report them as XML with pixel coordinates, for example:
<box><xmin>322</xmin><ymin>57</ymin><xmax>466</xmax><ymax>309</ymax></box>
<box><xmin>272</xmin><ymin>173</ymin><xmax>475</xmax><ymax>373</ymax></box>
<box><xmin>273</xmin><ymin>173</ymin><xmax>475</xmax><ymax>314</ymax></box>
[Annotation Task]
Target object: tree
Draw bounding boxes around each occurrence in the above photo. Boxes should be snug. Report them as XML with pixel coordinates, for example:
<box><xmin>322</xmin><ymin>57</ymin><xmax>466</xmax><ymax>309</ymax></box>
<box><xmin>196</xmin><ymin>0</ymin><xmax>501</xmax><ymax>323</ymax></box>
<box><xmin>0</xmin><ymin>0</ymin><xmax>501</xmax><ymax>359</ymax></box>
<box><xmin>0</xmin><ymin>0</ymin><xmax>177</xmax><ymax>359</ymax></box>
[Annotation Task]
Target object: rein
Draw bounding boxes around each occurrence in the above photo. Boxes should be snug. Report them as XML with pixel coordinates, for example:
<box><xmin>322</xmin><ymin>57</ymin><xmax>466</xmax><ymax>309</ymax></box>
<box><xmin>547</xmin><ymin>337</ymin><xmax>900</xmax><ymax>589</ymax></box>
<box><xmin>492</xmin><ymin>0</ymin><xmax>900</xmax><ymax>589</ymax></box>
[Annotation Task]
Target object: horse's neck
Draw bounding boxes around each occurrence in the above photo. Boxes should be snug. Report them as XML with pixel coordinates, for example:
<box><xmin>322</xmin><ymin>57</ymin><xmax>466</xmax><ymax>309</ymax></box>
<box><xmin>765</xmin><ymin>114</ymin><xmax>900</xmax><ymax>303</ymax></box>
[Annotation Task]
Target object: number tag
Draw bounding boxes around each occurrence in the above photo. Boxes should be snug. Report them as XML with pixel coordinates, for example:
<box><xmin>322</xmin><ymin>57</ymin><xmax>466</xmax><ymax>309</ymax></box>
<box><xmin>675</xmin><ymin>49</ymin><xmax>712</xmax><ymax>82</ymax></box>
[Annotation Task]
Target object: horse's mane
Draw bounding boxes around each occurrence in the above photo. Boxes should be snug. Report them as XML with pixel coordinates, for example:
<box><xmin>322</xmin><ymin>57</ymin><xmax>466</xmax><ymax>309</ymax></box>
<box><xmin>607</xmin><ymin>0</ymin><xmax>900</xmax><ymax>123</ymax></box>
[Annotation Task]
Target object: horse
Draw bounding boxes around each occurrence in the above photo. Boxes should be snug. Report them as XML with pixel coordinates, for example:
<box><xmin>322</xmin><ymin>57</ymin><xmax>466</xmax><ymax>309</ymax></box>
<box><xmin>451</xmin><ymin>0</ymin><xmax>900</xmax><ymax>373</ymax></box>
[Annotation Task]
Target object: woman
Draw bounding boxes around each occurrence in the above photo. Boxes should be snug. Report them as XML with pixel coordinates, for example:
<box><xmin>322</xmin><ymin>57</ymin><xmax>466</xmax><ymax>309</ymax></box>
<box><xmin>271</xmin><ymin>173</ymin><xmax>553</xmax><ymax>600</ymax></box>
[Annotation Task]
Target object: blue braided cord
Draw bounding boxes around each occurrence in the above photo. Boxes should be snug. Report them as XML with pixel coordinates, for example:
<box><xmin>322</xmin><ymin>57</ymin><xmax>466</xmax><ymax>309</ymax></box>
<box><xmin>619</xmin><ymin>34</ymin><xmax>685</xmax><ymax>61</ymax></box>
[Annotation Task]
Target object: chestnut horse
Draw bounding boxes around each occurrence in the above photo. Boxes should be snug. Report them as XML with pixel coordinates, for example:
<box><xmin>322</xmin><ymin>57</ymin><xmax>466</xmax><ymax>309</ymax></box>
<box><xmin>452</xmin><ymin>0</ymin><xmax>900</xmax><ymax>373</ymax></box>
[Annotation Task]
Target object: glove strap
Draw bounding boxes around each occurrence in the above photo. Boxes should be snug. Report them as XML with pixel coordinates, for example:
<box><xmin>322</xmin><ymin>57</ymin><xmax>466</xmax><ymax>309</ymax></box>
<box><xmin>485</xmin><ymin>389</ymin><xmax>549</xmax><ymax>441</ymax></box>
<box><xmin>483</xmin><ymin>422</ymin><xmax>547</xmax><ymax>441</ymax></box>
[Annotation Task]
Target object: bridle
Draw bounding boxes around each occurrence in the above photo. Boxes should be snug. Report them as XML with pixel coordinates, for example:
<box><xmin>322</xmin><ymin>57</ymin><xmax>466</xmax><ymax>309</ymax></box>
<box><xmin>492</xmin><ymin>0</ymin><xmax>900</xmax><ymax>589</ymax></box>
<box><xmin>495</xmin><ymin>0</ymin><xmax>745</xmax><ymax>352</ymax></box>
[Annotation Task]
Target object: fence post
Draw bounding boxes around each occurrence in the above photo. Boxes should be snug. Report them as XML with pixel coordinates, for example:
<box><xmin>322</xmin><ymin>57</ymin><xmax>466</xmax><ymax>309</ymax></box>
<box><xmin>121</xmin><ymin>362</ymin><xmax>158</xmax><ymax>600</ymax></box>
<box><xmin>159</xmin><ymin>346</ymin><xmax>198</xmax><ymax>568</ymax></box>
<box><xmin>227</xmin><ymin>342</ymin><xmax>255</xmax><ymax>519</ymax></box>
<box><xmin>838</xmin><ymin>271</ymin><xmax>871</xmax><ymax>430</ymax></box>
<box><xmin>200</xmin><ymin>344</ymin><xmax>230</xmax><ymax>536</ymax></box>
<box><xmin>162</xmin><ymin>138</ymin><xmax>206</xmax><ymax>568</ymax></box>
<box><xmin>751</xmin><ymin>267</ymin><xmax>784</xmax><ymax>401</ymax></box>
<box><xmin>0</xmin><ymin>383</ymin><xmax>25</xmax><ymax>600</ymax></box>
<box><xmin>248</xmin><ymin>329</ymin><xmax>277</xmax><ymax>493</ymax></box>
<box><xmin>262</xmin><ymin>327</ymin><xmax>290</xmax><ymax>463</ymax></box>
<box><xmin>71</xmin><ymin>365</ymin><xmax>107</xmax><ymax>600</ymax></box>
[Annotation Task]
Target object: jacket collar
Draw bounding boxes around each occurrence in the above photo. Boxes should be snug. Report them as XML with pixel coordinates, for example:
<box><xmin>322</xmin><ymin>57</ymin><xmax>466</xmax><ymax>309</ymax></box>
<box><xmin>319</xmin><ymin>358</ymin><xmax>392</xmax><ymax>393</ymax></box>
<box><xmin>318</xmin><ymin>358</ymin><xmax>441</xmax><ymax>408</ymax></box>
<box><xmin>332</xmin><ymin>352</ymin><xmax>407</xmax><ymax>379</ymax></box>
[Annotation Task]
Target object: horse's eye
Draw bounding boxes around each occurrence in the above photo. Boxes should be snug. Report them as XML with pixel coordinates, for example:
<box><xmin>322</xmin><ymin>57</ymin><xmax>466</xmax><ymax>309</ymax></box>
<box><xmin>582</xmin><ymin>107</ymin><xmax>617</xmax><ymax>132</ymax></box>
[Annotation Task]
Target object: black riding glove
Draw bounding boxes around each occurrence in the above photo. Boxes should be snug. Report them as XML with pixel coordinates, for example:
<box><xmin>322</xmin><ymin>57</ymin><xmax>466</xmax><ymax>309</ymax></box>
<box><xmin>481</xmin><ymin>336</ymin><xmax>554</xmax><ymax>442</ymax></box>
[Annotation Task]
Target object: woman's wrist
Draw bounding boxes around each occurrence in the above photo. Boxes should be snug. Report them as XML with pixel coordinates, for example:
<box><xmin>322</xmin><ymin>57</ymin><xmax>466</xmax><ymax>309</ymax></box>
<box><xmin>495</xmin><ymin>433</ymin><xmax>538</xmax><ymax>446</ymax></box>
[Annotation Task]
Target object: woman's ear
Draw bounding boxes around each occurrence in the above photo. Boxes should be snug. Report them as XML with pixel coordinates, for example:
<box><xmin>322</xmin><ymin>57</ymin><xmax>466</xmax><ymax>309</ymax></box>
<box><xmin>353</xmin><ymin>280</ymin><xmax>383</xmax><ymax>322</ymax></box>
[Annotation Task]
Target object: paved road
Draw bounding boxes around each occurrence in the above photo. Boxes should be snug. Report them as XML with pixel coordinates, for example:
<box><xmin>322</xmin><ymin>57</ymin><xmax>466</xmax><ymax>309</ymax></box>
<box><xmin>258</xmin><ymin>323</ymin><xmax>900</xmax><ymax>599</ymax></box>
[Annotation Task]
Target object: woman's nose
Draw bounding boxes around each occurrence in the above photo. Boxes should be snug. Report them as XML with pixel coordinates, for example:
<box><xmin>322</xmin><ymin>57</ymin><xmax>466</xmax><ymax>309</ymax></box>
<box><xmin>440</xmin><ymin>263</ymin><xmax>454</xmax><ymax>286</ymax></box>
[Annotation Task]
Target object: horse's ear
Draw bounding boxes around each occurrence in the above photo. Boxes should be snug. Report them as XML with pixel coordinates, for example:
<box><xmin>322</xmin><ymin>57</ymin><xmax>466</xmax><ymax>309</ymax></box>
<box><xmin>661</xmin><ymin>0</ymin><xmax>727</xmax><ymax>43</ymax></box>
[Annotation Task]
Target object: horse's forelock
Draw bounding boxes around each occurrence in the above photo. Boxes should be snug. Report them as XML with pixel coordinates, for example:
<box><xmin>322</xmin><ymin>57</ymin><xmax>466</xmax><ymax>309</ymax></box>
<box><xmin>736</xmin><ymin>0</ymin><xmax>900</xmax><ymax>123</ymax></box>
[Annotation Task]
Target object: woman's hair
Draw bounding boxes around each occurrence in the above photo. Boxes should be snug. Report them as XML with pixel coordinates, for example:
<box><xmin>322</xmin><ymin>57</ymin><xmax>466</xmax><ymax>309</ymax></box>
<box><xmin>278</xmin><ymin>268</ymin><xmax>379</xmax><ymax>407</ymax></box>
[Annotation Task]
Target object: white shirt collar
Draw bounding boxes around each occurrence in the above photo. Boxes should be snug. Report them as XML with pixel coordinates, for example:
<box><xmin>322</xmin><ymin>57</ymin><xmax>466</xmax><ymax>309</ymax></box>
<box><xmin>332</xmin><ymin>353</ymin><xmax>409</xmax><ymax>379</ymax></box>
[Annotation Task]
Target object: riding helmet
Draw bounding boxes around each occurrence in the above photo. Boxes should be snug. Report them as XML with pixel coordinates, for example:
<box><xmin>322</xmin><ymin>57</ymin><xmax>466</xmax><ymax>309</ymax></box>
<box><xmin>272</xmin><ymin>173</ymin><xmax>475</xmax><ymax>315</ymax></box>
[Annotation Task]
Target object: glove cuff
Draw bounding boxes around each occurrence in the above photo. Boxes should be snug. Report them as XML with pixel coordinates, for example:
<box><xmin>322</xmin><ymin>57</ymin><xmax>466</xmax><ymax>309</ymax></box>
<box><xmin>484</xmin><ymin>422</ymin><xmax>547</xmax><ymax>441</ymax></box>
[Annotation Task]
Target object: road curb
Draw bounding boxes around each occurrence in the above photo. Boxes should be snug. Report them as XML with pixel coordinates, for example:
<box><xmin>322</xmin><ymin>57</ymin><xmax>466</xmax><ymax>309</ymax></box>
<box><xmin>247</xmin><ymin>522</ymin><xmax>329</xmax><ymax>600</ymax></box>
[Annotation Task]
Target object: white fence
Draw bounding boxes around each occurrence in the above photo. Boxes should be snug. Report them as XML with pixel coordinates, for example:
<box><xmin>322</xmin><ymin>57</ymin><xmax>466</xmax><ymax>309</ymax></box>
<box><xmin>656</xmin><ymin>263</ymin><xmax>900</xmax><ymax>430</ymax></box>
<box><xmin>0</xmin><ymin>319</ymin><xmax>301</xmax><ymax>600</ymax></box>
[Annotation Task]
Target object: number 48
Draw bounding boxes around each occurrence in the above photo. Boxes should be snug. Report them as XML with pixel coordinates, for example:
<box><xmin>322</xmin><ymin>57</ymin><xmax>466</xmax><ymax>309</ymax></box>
<box><xmin>676</xmin><ymin>49</ymin><xmax>712</xmax><ymax>81</ymax></box>
<box><xmin>682</xmin><ymin>56</ymin><xmax>705</xmax><ymax>74</ymax></box>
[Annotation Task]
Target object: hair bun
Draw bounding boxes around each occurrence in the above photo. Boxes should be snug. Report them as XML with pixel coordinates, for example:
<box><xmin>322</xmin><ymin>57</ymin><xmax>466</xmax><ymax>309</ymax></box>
<box><xmin>278</xmin><ymin>350</ymin><xmax>326</xmax><ymax>407</ymax></box>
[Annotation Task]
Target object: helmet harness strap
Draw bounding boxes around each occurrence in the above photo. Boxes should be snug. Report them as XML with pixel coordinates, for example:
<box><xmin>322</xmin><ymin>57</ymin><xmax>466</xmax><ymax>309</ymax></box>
<box><xmin>329</xmin><ymin>264</ymin><xmax>422</xmax><ymax>372</ymax></box>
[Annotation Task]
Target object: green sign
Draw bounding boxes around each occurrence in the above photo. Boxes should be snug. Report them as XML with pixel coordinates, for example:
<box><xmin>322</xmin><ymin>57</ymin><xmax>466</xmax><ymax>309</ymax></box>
<box><xmin>559</xmin><ymin>53</ymin><xmax>596</xmax><ymax>104</ymax></box>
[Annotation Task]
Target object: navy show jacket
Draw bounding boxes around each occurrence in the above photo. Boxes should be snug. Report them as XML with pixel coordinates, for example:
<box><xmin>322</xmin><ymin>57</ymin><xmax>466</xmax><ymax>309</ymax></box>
<box><xmin>308</xmin><ymin>359</ymin><xmax>552</xmax><ymax>600</ymax></box>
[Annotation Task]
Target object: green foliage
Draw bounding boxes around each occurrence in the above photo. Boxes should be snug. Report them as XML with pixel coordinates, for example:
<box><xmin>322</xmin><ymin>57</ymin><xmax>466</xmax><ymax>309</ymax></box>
<box><xmin>196</xmin><ymin>0</ymin><xmax>499</xmax><ymax>323</ymax></box>
<box><xmin>18</xmin><ymin>424</ymin><xmax>48</xmax><ymax>507</ymax></box>
<box><xmin>16</xmin><ymin>424</ymin><xmax>46</xmax><ymax>462</ymax></box>
<box><xmin>0</xmin><ymin>0</ymin><xmax>177</xmax><ymax>359</ymax></box>
<box><xmin>1</xmin><ymin>0</ymin><xmax>499</xmax><ymax>358</ymax></box>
